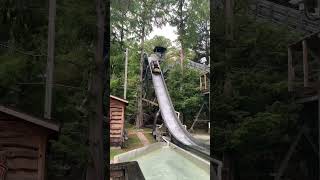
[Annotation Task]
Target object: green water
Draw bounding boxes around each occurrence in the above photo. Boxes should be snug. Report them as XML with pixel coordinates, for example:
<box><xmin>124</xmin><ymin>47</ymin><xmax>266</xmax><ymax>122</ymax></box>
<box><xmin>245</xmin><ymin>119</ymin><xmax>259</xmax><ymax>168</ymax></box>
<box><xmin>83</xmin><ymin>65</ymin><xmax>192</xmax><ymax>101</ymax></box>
<box><xmin>130</xmin><ymin>146</ymin><xmax>210</xmax><ymax>180</ymax></box>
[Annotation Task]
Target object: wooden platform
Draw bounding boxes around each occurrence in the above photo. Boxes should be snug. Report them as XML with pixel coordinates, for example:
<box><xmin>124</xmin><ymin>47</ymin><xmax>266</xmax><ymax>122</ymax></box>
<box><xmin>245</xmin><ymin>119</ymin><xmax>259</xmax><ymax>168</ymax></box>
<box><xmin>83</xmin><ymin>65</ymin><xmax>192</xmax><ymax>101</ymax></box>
<box><xmin>288</xmin><ymin>31</ymin><xmax>320</xmax><ymax>102</ymax></box>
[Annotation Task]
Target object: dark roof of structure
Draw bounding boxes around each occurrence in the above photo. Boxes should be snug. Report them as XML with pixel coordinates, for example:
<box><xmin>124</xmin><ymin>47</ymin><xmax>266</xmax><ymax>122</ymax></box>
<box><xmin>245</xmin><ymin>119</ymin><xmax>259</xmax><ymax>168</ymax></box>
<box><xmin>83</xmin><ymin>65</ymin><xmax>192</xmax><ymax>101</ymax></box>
<box><xmin>153</xmin><ymin>46</ymin><xmax>167</xmax><ymax>53</ymax></box>
<box><xmin>289</xmin><ymin>30</ymin><xmax>320</xmax><ymax>50</ymax></box>
<box><xmin>110</xmin><ymin>95</ymin><xmax>129</xmax><ymax>104</ymax></box>
<box><xmin>0</xmin><ymin>105</ymin><xmax>60</xmax><ymax>132</ymax></box>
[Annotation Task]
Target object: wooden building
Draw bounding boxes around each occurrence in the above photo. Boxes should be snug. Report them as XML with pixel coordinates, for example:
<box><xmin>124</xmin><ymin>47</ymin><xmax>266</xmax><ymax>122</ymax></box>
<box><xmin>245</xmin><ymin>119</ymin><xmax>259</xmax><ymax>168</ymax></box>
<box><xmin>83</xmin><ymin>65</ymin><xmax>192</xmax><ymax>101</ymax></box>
<box><xmin>288</xmin><ymin>30</ymin><xmax>320</xmax><ymax>98</ymax></box>
<box><xmin>0</xmin><ymin>105</ymin><xmax>59</xmax><ymax>180</ymax></box>
<box><xmin>110</xmin><ymin>95</ymin><xmax>128</xmax><ymax>147</ymax></box>
<box><xmin>279</xmin><ymin>30</ymin><xmax>320</xmax><ymax>180</ymax></box>
<box><xmin>249</xmin><ymin>0</ymin><xmax>320</xmax><ymax>34</ymax></box>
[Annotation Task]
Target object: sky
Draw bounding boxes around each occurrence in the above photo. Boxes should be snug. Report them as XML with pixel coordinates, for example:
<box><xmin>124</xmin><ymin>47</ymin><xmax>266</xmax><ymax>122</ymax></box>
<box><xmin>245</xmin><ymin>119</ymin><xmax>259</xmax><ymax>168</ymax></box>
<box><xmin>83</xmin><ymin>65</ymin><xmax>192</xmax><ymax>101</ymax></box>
<box><xmin>147</xmin><ymin>23</ymin><xmax>178</xmax><ymax>47</ymax></box>
<box><xmin>146</xmin><ymin>23</ymin><xmax>207</xmax><ymax>63</ymax></box>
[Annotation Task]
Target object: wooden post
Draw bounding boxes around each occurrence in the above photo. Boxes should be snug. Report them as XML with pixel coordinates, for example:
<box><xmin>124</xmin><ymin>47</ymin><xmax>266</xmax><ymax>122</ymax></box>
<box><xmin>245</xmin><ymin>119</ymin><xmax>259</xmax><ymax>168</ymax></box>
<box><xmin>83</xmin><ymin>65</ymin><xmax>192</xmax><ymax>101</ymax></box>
<box><xmin>303</xmin><ymin>40</ymin><xmax>309</xmax><ymax>87</ymax></box>
<box><xmin>204</xmin><ymin>74</ymin><xmax>207</xmax><ymax>90</ymax></box>
<box><xmin>44</xmin><ymin>0</ymin><xmax>56</xmax><ymax>120</ymax></box>
<box><xmin>200</xmin><ymin>76</ymin><xmax>202</xmax><ymax>90</ymax></box>
<box><xmin>288</xmin><ymin>47</ymin><xmax>293</xmax><ymax>91</ymax></box>
<box><xmin>124</xmin><ymin>48</ymin><xmax>128</xmax><ymax>99</ymax></box>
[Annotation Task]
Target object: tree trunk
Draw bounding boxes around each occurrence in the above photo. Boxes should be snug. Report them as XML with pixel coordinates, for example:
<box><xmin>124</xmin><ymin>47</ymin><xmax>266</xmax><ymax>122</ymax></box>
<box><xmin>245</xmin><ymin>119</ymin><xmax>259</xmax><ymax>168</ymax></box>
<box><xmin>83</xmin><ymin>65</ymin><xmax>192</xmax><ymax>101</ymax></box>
<box><xmin>178</xmin><ymin>0</ymin><xmax>185</xmax><ymax>70</ymax></box>
<box><xmin>120</xmin><ymin>12</ymin><xmax>125</xmax><ymax>50</ymax></box>
<box><xmin>86</xmin><ymin>0</ymin><xmax>105</xmax><ymax>179</ymax></box>
<box><xmin>223</xmin><ymin>76</ymin><xmax>232</xmax><ymax>96</ymax></box>
<box><xmin>225</xmin><ymin>0</ymin><xmax>234</xmax><ymax>40</ymax></box>
<box><xmin>205</xmin><ymin>20</ymin><xmax>210</xmax><ymax>64</ymax></box>
<box><xmin>136</xmin><ymin>24</ymin><xmax>145</xmax><ymax>128</ymax></box>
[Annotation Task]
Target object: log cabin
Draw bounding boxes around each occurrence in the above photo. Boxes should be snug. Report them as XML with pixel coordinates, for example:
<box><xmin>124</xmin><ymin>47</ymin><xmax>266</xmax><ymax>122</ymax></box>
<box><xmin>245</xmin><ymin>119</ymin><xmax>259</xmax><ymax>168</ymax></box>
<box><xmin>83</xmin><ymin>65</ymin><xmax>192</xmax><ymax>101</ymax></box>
<box><xmin>110</xmin><ymin>95</ymin><xmax>128</xmax><ymax>148</ymax></box>
<box><xmin>0</xmin><ymin>106</ymin><xmax>59</xmax><ymax>180</ymax></box>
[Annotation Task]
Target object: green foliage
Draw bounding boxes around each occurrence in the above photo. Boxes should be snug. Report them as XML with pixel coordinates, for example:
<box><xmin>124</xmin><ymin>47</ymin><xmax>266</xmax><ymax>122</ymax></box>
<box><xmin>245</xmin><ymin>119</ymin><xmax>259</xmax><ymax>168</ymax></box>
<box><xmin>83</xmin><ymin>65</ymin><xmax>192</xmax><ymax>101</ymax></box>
<box><xmin>0</xmin><ymin>0</ymin><xmax>99</xmax><ymax>179</ymax></box>
<box><xmin>144</xmin><ymin>35</ymin><xmax>172</xmax><ymax>53</ymax></box>
<box><xmin>166</xmin><ymin>65</ymin><xmax>202</xmax><ymax>126</ymax></box>
<box><xmin>212</xmin><ymin>5</ymin><xmax>303</xmax><ymax>179</ymax></box>
<box><xmin>169</xmin><ymin>0</ymin><xmax>210</xmax><ymax>62</ymax></box>
<box><xmin>110</xmin><ymin>0</ymin><xmax>210</xmax><ymax>128</ymax></box>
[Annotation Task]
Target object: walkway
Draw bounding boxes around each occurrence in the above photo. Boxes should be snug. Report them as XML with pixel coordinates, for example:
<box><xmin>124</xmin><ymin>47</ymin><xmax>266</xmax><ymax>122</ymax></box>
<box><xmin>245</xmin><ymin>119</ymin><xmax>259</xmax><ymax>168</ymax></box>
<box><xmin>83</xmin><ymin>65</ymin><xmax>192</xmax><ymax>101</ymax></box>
<box><xmin>136</xmin><ymin>131</ymin><xmax>150</xmax><ymax>146</ymax></box>
<box><xmin>128</xmin><ymin>129</ymin><xmax>150</xmax><ymax>146</ymax></box>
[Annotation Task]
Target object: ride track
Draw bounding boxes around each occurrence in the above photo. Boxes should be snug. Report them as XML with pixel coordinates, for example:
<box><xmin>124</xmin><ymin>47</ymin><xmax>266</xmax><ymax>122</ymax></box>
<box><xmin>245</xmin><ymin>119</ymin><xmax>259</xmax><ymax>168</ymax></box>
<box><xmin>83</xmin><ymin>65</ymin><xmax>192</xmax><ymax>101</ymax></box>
<box><xmin>146</xmin><ymin>53</ymin><xmax>224</xmax><ymax>179</ymax></box>
<box><xmin>140</xmin><ymin>46</ymin><xmax>223</xmax><ymax>179</ymax></box>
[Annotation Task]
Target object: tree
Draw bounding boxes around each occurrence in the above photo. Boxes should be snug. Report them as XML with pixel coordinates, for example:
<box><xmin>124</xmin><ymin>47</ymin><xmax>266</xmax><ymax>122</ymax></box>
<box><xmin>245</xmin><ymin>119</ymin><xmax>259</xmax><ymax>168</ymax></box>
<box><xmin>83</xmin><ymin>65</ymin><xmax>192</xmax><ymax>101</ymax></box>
<box><xmin>0</xmin><ymin>0</ymin><xmax>103</xmax><ymax>179</ymax></box>
<box><xmin>131</xmin><ymin>0</ymin><xmax>172</xmax><ymax>128</ymax></box>
<box><xmin>85</xmin><ymin>0</ymin><xmax>105</xmax><ymax>179</ymax></box>
<box><xmin>169</xmin><ymin>0</ymin><xmax>188</xmax><ymax>65</ymax></box>
<box><xmin>186</xmin><ymin>0</ymin><xmax>210</xmax><ymax>62</ymax></box>
<box><xmin>166</xmin><ymin>65</ymin><xmax>202</xmax><ymax>127</ymax></box>
<box><xmin>169</xmin><ymin>0</ymin><xmax>210</xmax><ymax>63</ymax></box>
<box><xmin>212</xmin><ymin>2</ymin><xmax>304</xmax><ymax>179</ymax></box>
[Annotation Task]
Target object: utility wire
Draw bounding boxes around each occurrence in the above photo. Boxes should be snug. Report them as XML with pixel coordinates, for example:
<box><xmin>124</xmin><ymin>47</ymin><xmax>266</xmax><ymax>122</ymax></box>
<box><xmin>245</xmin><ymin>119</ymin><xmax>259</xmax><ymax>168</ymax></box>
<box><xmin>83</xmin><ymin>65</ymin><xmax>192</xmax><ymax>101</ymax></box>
<box><xmin>0</xmin><ymin>42</ymin><xmax>87</xmax><ymax>68</ymax></box>
<box><xmin>0</xmin><ymin>43</ymin><xmax>46</xmax><ymax>57</ymax></box>
<box><xmin>17</xmin><ymin>82</ymin><xmax>83</xmax><ymax>90</ymax></box>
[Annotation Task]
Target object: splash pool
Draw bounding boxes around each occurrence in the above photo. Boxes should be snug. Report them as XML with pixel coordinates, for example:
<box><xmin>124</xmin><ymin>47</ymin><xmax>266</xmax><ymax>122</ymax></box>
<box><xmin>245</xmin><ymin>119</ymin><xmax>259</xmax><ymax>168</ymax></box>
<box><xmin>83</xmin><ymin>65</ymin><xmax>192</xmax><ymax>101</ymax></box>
<box><xmin>114</xmin><ymin>142</ymin><xmax>210</xmax><ymax>180</ymax></box>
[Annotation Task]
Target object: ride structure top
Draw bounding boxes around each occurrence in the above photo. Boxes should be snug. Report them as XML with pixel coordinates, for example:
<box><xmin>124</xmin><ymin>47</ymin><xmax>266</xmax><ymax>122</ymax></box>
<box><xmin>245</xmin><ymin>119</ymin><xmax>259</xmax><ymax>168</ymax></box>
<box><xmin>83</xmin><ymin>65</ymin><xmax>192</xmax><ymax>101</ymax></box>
<box><xmin>153</xmin><ymin>46</ymin><xmax>167</xmax><ymax>61</ymax></box>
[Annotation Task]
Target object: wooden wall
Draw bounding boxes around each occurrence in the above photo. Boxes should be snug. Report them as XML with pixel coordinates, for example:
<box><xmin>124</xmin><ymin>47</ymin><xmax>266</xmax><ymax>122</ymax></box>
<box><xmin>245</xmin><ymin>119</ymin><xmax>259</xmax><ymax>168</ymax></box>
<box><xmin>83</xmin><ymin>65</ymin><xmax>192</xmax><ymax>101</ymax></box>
<box><xmin>0</xmin><ymin>112</ymin><xmax>47</xmax><ymax>180</ymax></box>
<box><xmin>110</xmin><ymin>99</ymin><xmax>126</xmax><ymax>147</ymax></box>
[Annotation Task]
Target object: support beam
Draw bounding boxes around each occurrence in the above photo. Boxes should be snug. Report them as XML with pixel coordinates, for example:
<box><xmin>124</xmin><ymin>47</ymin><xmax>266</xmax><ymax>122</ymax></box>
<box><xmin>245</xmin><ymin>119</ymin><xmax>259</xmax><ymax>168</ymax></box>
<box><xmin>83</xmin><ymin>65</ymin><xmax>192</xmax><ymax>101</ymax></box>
<box><xmin>142</xmin><ymin>98</ymin><xmax>158</xmax><ymax>107</ymax></box>
<box><xmin>303</xmin><ymin>40</ymin><xmax>309</xmax><ymax>87</ymax></box>
<box><xmin>302</xmin><ymin>131</ymin><xmax>318</xmax><ymax>157</ymax></box>
<box><xmin>200</xmin><ymin>75</ymin><xmax>202</xmax><ymax>90</ymax></box>
<box><xmin>288</xmin><ymin>47</ymin><xmax>293</xmax><ymax>91</ymax></box>
<box><xmin>275</xmin><ymin>127</ymin><xmax>304</xmax><ymax>180</ymax></box>
<box><xmin>190</xmin><ymin>103</ymin><xmax>205</xmax><ymax>131</ymax></box>
<box><xmin>204</xmin><ymin>74</ymin><xmax>207</xmax><ymax>90</ymax></box>
<box><xmin>142</xmin><ymin>98</ymin><xmax>180</xmax><ymax>120</ymax></box>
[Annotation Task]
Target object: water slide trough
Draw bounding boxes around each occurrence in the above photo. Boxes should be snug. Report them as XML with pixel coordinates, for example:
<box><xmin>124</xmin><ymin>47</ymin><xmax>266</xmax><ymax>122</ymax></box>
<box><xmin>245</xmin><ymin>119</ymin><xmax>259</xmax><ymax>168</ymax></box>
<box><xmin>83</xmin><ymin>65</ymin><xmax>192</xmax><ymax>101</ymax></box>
<box><xmin>147</xmin><ymin>53</ymin><xmax>211</xmax><ymax>158</ymax></box>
